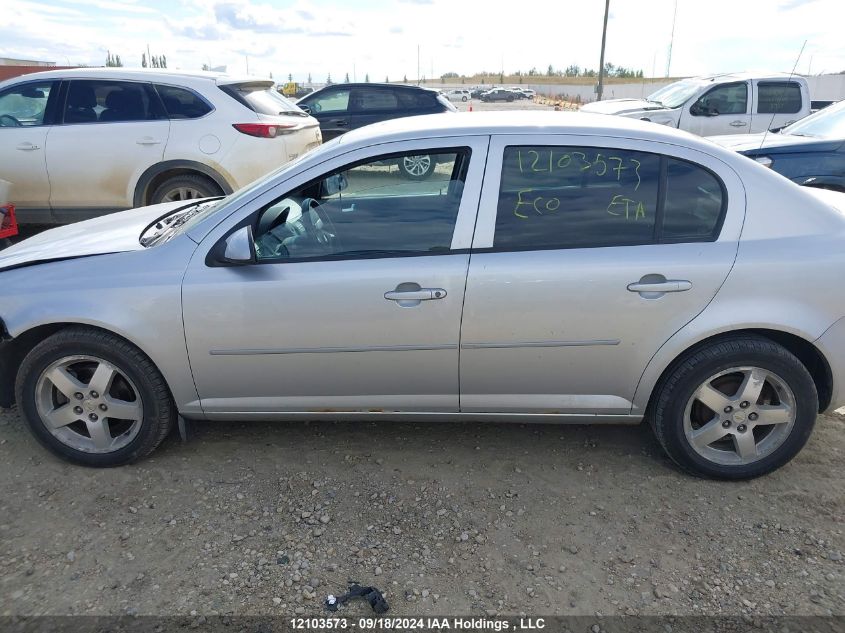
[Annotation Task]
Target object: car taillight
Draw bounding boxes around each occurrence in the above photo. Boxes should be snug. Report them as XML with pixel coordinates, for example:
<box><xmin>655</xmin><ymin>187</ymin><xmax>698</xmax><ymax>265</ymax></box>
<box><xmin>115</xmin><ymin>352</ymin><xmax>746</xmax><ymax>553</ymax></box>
<box><xmin>232</xmin><ymin>123</ymin><xmax>296</xmax><ymax>138</ymax></box>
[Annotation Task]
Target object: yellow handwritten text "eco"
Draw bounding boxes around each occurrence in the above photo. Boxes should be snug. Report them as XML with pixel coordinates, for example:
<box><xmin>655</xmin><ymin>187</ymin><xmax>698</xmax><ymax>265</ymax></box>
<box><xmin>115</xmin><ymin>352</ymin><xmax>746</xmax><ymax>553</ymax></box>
<box><xmin>513</xmin><ymin>189</ymin><xmax>561</xmax><ymax>219</ymax></box>
<box><xmin>607</xmin><ymin>194</ymin><xmax>647</xmax><ymax>220</ymax></box>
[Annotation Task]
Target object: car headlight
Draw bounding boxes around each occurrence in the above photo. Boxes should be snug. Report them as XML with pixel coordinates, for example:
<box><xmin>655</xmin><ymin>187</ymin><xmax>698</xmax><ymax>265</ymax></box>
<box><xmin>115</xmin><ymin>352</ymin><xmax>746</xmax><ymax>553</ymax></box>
<box><xmin>754</xmin><ymin>156</ymin><xmax>773</xmax><ymax>168</ymax></box>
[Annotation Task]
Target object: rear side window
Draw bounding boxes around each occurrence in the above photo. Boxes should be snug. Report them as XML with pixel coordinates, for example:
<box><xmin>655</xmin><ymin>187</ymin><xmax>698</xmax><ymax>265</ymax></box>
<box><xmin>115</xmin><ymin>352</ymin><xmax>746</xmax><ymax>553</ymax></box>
<box><xmin>64</xmin><ymin>80</ymin><xmax>161</xmax><ymax>124</ymax></box>
<box><xmin>350</xmin><ymin>88</ymin><xmax>398</xmax><ymax>111</ymax></box>
<box><xmin>662</xmin><ymin>159</ymin><xmax>725</xmax><ymax>241</ymax></box>
<box><xmin>155</xmin><ymin>84</ymin><xmax>212</xmax><ymax>119</ymax></box>
<box><xmin>493</xmin><ymin>146</ymin><xmax>660</xmax><ymax>250</ymax></box>
<box><xmin>396</xmin><ymin>90</ymin><xmax>437</xmax><ymax>109</ymax></box>
<box><xmin>493</xmin><ymin>146</ymin><xmax>726</xmax><ymax>251</ymax></box>
<box><xmin>757</xmin><ymin>81</ymin><xmax>802</xmax><ymax>114</ymax></box>
<box><xmin>225</xmin><ymin>83</ymin><xmax>301</xmax><ymax>115</ymax></box>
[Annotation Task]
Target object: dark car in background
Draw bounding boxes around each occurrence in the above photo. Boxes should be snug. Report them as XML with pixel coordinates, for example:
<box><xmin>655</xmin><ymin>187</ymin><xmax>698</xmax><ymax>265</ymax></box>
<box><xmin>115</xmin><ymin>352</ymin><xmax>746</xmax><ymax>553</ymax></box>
<box><xmin>712</xmin><ymin>100</ymin><xmax>845</xmax><ymax>191</ymax></box>
<box><xmin>296</xmin><ymin>83</ymin><xmax>456</xmax><ymax>179</ymax></box>
<box><xmin>297</xmin><ymin>83</ymin><xmax>455</xmax><ymax>142</ymax></box>
<box><xmin>480</xmin><ymin>88</ymin><xmax>516</xmax><ymax>103</ymax></box>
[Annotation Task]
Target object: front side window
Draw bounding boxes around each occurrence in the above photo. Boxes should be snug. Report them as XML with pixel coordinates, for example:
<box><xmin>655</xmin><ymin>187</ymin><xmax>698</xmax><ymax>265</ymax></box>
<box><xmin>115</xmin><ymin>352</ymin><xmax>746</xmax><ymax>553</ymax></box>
<box><xmin>64</xmin><ymin>80</ymin><xmax>160</xmax><ymax>124</ymax></box>
<box><xmin>0</xmin><ymin>82</ymin><xmax>54</xmax><ymax>127</ymax></box>
<box><xmin>155</xmin><ymin>84</ymin><xmax>212</xmax><ymax>119</ymax></box>
<box><xmin>692</xmin><ymin>82</ymin><xmax>748</xmax><ymax>116</ymax></box>
<box><xmin>253</xmin><ymin>149</ymin><xmax>469</xmax><ymax>262</ymax></box>
<box><xmin>757</xmin><ymin>82</ymin><xmax>802</xmax><ymax>114</ymax></box>
<box><xmin>300</xmin><ymin>89</ymin><xmax>350</xmax><ymax>114</ymax></box>
<box><xmin>493</xmin><ymin>146</ymin><xmax>660</xmax><ymax>250</ymax></box>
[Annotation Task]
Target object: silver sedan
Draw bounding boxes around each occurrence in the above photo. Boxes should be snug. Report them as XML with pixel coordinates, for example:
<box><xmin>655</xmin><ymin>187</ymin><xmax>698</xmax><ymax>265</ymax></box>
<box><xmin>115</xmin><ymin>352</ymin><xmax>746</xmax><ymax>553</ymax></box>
<box><xmin>2</xmin><ymin>112</ymin><xmax>845</xmax><ymax>479</ymax></box>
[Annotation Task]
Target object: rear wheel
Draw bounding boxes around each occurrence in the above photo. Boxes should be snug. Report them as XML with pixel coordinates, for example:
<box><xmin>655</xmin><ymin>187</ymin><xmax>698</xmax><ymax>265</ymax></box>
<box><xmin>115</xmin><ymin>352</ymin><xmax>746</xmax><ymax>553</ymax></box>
<box><xmin>650</xmin><ymin>336</ymin><xmax>817</xmax><ymax>479</ymax></box>
<box><xmin>397</xmin><ymin>154</ymin><xmax>435</xmax><ymax>181</ymax></box>
<box><xmin>15</xmin><ymin>327</ymin><xmax>175</xmax><ymax>467</ymax></box>
<box><xmin>150</xmin><ymin>173</ymin><xmax>222</xmax><ymax>205</ymax></box>
<box><xmin>0</xmin><ymin>238</ymin><xmax>10</xmax><ymax>250</ymax></box>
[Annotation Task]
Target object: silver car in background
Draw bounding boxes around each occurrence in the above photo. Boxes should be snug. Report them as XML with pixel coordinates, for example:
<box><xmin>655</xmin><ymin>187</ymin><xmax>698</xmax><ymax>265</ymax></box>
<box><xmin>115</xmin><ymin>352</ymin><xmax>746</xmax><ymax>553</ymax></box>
<box><xmin>2</xmin><ymin>112</ymin><xmax>845</xmax><ymax>479</ymax></box>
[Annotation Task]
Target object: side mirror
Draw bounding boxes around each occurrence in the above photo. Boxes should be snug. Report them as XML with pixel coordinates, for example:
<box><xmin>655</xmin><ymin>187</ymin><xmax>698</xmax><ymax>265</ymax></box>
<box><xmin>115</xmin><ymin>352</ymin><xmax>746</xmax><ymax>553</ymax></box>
<box><xmin>298</xmin><ymin>104</ymin><xmax>312</xmax><ymax>115</ymax></box>
<box><xmin>220</xmin><ymin>226</ymin><xmax>257</xmax><ymax>265</ymax></box>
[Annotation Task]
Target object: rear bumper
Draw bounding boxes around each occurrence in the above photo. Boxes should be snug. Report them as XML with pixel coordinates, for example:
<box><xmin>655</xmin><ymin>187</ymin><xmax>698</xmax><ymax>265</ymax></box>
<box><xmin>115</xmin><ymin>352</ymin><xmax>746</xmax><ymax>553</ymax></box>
<box><xmin>816</xmin><ymin>316</ymin><xmax>845</xmax><ymax>412</ymax></box>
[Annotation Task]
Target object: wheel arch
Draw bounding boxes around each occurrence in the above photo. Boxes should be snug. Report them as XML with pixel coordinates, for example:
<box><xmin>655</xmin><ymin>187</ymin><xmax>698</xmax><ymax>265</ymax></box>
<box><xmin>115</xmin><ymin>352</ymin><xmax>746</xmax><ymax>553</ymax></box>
<box><xmin>133</xmin><ymin>160</ymin><xmax>235</xmax><ymax>208</ymax></box>
<box><xmin>639</xmin><ymin>328</ymin><xmax>833</xmax><ymax>419</ymax></box>
<box><xmin>0</xmin><ymin>321</ymin><xmax>173</xmax><ymax>409</ymax></box>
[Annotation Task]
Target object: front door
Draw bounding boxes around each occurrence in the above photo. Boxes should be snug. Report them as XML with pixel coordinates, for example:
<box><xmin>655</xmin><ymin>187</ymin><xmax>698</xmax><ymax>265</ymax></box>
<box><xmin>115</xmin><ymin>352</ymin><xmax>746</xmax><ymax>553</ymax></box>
<box><xmin>298</xmin><ymin>87</ymin><xmax>351</xmax><ymax>141</ymax></box>
<box><xmin>182</xmin><ymin>137</ymin><xmax>488</xmax><ymax>416</ymax></box>
<box><xmin>459</xmin><ymin>135</ymin><xmax>745</xmax><ymax>416</ymax></box>
<box><xmin>46</xmin><ymin>79</ymin><xmax>169</xmax><ymax>222</ymax></box>
<box><xmin>0</xmin><ymin>79</ymin><xmax>58</xmax><ymax>223</ymax></box>
<box><xmin>684</xmin><ymin>81</ymin><xmax>751</xmax><ymax>136</ymax></box>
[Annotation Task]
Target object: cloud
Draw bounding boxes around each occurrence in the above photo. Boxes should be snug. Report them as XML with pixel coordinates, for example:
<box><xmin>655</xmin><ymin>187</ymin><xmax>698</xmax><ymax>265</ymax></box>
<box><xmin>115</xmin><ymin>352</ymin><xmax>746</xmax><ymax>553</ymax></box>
<box><xmin>213</xmin><ymin>2</ymin><xmax>305</xmax><ymax>33</ymax></box>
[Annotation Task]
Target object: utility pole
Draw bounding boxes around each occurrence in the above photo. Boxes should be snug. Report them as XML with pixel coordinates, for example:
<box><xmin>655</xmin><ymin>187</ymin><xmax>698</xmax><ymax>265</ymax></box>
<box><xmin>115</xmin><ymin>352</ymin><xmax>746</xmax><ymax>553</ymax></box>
<box><xmin>417</xmin><ymin>44</ymin><xmax>420</xmax><ymax>85</ymax></box>
<box><xmin>596</xmin><ymin>0</ymin><xmax>610</xmax><ymax>101</ymax></box>
<box><xmin>666</xmin><ymin>0</ymin><xmax>678</xmax><ymax>77</ymax></box>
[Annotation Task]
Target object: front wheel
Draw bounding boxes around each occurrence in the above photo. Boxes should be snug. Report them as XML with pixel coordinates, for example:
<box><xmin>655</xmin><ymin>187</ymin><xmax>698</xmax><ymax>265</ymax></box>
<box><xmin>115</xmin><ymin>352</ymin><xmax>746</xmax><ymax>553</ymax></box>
<box><xmin>397</xmin><ymin>154</ymin><xmax>435</xmax><ymax>181</ymax></box>
<box><xmin>16</xmin><ymin>327</ymin><xmax>176</xmax><ymax>467</ymax></box>
<box><xmin>150</xmin><ymin>173</ymin><xmax>222</xmax><ymax>205</ymax></box>
<box><xmin>650</xmin><ymin>336</ymin><xmax>817</xmax><ymax>479</ymax></box>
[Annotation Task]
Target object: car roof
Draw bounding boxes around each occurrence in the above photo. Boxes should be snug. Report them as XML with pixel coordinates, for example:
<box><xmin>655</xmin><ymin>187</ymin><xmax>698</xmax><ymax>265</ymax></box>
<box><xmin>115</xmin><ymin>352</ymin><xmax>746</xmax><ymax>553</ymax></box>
<box><xmin>311</xmin><ymin>82</ymin><xmax>438</xmax><ymax>93</ymax></box>
<box><xmin>688</xmin><ymin>71</ymin><xmax>805</xmax><ymax>84</ymax></box>
<box><xmin>0</xmin><ymin>67</ymin><xmax>262</xmax><ymax>87</ymax></box>
<box><xmin>336</xmin><ymin>111</ymin><xmax>742</xmax><ymax>161</ymax></box>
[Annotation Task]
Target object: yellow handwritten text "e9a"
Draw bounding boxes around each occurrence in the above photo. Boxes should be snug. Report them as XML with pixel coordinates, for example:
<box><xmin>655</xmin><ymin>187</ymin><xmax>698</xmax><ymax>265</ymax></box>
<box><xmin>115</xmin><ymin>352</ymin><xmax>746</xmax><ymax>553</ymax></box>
<box><xmin>513</xmin><ymin>189</ymin><xmax>561</xmax><ymax>219</ymax></box>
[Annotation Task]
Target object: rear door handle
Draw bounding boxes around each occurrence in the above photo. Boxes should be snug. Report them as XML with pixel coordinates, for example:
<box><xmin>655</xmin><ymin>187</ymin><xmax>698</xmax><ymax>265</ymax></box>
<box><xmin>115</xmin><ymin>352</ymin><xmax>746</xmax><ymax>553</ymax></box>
<box><xmin>331</xmin><ymin>120</ymin><xmax>348</xmax><ymax>126</ymax></box>
<box><xmin>384</xmin><ymin>283</ymin><xmax>447</xmax><ymax>307</ymax></box>
<box><xmin>16</xmin><ymin>142</ymin><xmax>40</xmax><ymax>151</ymax></box>
<box><xmin>136</xmin><ymin>137</ymin><xmax>162</xmax><ymax>145</ymax></box>
<box><xmin>729</xmin><ymin>120</ymin><xmax>748</xmax><ymax>127</ymax></box>
<box><xmin>628</xmin><ymin>276</ymin><xmax>692</xmax><ymax>298</ymax></box>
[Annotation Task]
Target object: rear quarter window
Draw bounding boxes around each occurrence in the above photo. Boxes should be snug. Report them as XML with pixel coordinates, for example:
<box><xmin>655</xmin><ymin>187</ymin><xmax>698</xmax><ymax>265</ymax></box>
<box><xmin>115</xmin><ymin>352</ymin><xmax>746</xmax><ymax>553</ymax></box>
<box><xmin>155</xmin><ymin>84</ymin><xmax>212</xmax><ymax>119</ymax></box>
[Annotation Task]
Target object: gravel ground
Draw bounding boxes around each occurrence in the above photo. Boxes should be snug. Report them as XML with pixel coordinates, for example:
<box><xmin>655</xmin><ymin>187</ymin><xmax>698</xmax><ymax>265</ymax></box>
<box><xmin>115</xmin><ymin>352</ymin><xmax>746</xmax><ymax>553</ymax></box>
<box><xmin>0</xmin><ymin>405</ymin><xmax>842</xmax><ymax>618</ymax></box>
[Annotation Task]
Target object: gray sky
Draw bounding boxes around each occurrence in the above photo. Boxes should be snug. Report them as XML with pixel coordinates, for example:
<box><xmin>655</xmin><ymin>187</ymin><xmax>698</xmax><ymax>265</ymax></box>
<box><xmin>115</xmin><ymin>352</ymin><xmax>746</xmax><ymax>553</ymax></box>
<box><xmin>3</xmin><ymin>0</ymin><xmax>842</xmax><ymax>80</ymax></box>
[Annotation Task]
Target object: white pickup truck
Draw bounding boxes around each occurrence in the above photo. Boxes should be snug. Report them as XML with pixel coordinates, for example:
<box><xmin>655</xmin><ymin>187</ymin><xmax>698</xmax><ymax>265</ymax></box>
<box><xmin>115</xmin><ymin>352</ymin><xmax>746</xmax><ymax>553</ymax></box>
<box><xmin>580</xmin><ymin>72</ymin><xmax>811</xmax><ymax>136</ymax></box>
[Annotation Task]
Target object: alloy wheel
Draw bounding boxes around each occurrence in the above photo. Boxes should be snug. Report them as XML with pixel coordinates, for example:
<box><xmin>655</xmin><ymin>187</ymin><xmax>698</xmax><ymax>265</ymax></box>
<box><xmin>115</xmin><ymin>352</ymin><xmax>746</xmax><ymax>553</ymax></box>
<box><xmin>161</xmin><ymin>187</ymin><xmax>205</xmax><ymax>202</ymax></box>
<box><xmin>35</xmin><ymin>355</ymin><xmax>144</xmax><ymax>454</ymax></box>
<box><xmin>402</xmin><ymin>155</ymin><xmax>432</xmax><ymax>177</ymax></box>
<box><xmin>683</xmin><ymin>366</ymin><xmax>796</xmax><ymax>466</ymax></box>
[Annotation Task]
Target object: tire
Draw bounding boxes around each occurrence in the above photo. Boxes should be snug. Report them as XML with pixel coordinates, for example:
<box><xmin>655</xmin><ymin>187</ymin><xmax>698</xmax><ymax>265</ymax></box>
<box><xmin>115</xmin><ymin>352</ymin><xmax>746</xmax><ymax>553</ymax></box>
<box><xmin>507</xmin><ymin>96</ymin><xmax>514</xmax><ymax>102</ymax></box>
<box><xmin>150</xmin><ymin>173</ymin><xmax>223</xmax><ymax>205</ymax></box>
<box><xmin>461</xmin><ymin>96</ymin><xmax>468</xmax><ymax>102</ymax></box>
<box><xmin>15</xmin><ymin>327</ymin><xmax>176</xmax><ymax>467</ymax></box>
<box><xmin>0</xmin><ymin>238</ymin><xmax>11</xmax><ymax>250</ymax></box>
<box><xmin>650</xmin><ymin>335</ymin><xmax>818</xmax><ymax>480</ymax></box>
<box><xmin>397</xmin><ymin>154</ymin><xmax>436</xmax><ymax>181</ymax></box>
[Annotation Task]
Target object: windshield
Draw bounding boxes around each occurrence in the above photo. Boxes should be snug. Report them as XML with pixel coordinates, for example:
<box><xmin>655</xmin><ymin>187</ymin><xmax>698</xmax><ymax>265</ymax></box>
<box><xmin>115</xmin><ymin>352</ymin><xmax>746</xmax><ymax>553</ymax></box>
<box><xmin>647</xmin><ymin>79</ymin><xmax>703</xmax><ymax>108</ymax></box>
<box><xmin>141</xmin><ymin>135</ymin><xmax>346</xmax><ymax>244</ymax></box>
<box><xmin>782</xmin><ymin>100</ymin><xmax>845</xmax><ymax>138</ymax></box>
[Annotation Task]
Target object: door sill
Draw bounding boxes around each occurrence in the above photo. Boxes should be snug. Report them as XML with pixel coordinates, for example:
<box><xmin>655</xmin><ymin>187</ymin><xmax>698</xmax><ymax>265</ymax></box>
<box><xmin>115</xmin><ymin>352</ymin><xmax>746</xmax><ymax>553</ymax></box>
<box><xmin>200</xmin><ymin>411</ymin><xmax>643</xmax><ymax>424</ymax></box>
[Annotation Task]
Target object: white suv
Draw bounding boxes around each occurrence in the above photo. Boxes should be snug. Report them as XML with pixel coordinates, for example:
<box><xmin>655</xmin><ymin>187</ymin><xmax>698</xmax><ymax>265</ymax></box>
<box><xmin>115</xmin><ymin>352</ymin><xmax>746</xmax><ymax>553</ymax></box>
<box><xmin>0</xmin><ymin>68</ymin><xmax>322</xmax><ymax>224</ymax></box>
<box><xmin>443</xmin><ymin>89</ymin><xmax>471</xmax><ymax>102</ymax></box>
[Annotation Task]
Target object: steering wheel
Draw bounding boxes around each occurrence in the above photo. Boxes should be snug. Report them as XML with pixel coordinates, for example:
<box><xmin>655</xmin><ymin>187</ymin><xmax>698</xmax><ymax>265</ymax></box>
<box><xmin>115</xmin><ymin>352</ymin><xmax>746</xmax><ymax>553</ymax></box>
<box><xmin>0</xmin><ymin>114</ymin><xmax>21</xmax><ymax>127</ymax></box>
<box><xmin>299</xmin><ymin>197</ymin><xmax>341</xmax><ymax>253</ymax></box>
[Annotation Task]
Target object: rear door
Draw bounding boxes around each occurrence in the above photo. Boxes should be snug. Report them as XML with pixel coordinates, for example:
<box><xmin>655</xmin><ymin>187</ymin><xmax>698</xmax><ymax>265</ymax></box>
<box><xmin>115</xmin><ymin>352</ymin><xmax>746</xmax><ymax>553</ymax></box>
<box><xmin>751</xmin><ymin>80</ymin><xmax>805</xmax><ymax>132</ymax></box>
<box><xmin>459</xmin><ymin>135</ymin><xmax>745</xmax><ymax>417</ymax></box>
<box><xmin>46</xmin><ymin>79</ymin><xmax>170</xmax><ymax>222</ymax></box>
<box><xmin>0</xmin><ymin>79</ymin><xmax>58</xmax><ymax>223</ymax></box>
<box><xmin>684</xmin><ymin>81</ymin><xmax>751</xmax><ymax>136</ymax></box>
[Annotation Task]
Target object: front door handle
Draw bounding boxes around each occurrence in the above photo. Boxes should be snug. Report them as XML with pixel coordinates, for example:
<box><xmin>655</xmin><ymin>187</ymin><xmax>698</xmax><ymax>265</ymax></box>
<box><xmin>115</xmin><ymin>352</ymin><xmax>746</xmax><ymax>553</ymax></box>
<box><xmin>384</xmin><ymin>282</ymin><xmax>447</xmax><ymax>307</ymax></box>
<box><xmin>331</xmin><ymin>119</ymin><xmax>348</xmax><ymax>126</ymax></box>
<box><xmin>730</xmin><ymin>120</ymin><xmax>748</xmax><ymax>127</ymax></box>
<box><xmin>136</xmin><ymin>137</ymin><xmax>162</xmax><ymax>145</ymax></box>
<box><xmin>16</xmin><ymin>142</ymin><xmax>40</xmax><ymax>151</ymax></box>
<box><xmin>628</xmin><ymin>275</ymin><xmax>692</xmax><ymax>298</ymax></box>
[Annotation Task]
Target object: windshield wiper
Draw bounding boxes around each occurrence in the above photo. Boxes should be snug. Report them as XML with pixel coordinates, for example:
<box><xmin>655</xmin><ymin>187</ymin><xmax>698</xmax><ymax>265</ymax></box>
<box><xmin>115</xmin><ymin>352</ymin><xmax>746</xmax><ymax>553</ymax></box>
<box><xmin>140</xmin><ymin>200</ymin><xmax>221</xmax><ymax>247</ymax></box>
